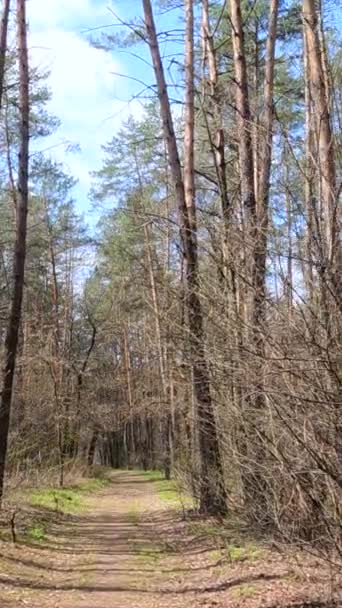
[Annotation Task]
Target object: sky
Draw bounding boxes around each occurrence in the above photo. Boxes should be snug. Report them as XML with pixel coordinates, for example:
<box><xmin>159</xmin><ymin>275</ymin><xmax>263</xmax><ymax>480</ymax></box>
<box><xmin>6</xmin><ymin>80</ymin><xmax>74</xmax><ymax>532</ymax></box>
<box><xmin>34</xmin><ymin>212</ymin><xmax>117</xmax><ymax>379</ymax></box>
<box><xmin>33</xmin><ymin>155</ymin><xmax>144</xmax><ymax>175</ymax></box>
<box><xmin>28</xmin><ymin>0</ymin><xmax>150</xmax><ymax>222</ymax></box>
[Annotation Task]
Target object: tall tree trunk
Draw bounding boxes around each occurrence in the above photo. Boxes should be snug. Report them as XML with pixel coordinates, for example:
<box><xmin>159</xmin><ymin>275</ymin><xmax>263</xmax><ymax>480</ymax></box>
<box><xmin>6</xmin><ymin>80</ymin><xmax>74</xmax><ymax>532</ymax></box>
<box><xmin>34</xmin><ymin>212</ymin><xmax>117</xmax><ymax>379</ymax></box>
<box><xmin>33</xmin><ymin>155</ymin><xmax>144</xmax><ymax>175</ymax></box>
<box><xmin>254</xmin><ymin>0</ymin><xmax>279</xmax><ymax>347</ymax></box>
<box><xmin>229</xmin><ymin>0</ymin><xmax>256</xmax><ymax>221</ymax></box>
<box><xmin>284</xmin><ymin>145</ymin><xmax>293</xmax><ymax>318</ymax></box>
<box><xmin>302</xmin><ymin>0</ymin><xmax>336</xmax><ymax>262</ymax></box>
<box><xmin>72</xmin><ymin>320</ymin><xmax>97</xmax><ymax>458</ymax></box>
<box><xmin>0</xmin><ymin>0</ymin><xmax>29</xmax><ymax>504</ymax></box>
<box><xmin>230</xmin><ymin>0</ymin><xmax>278</xmax><ymax>375</ymax></box>
<box><xmin>44</xmin><ymin>203</ymin><xmax>66</xmax><ymax>484</ymax></box>
<box><xmin>303</xmin><ymin>0</ymin><xmax>341</xmax><ymax>327</ymax></box>
<box><xmin>142</xmin><ymin>0</ymin><xmax>227</xmax><ymax>514</ymax></box>
<box><xmin>201</xmin><ymin>0</ymin><xmax>231</xmax><ymax>283</ymax></box>
<box><xmin>143</xmin><ymin>222</ymin><xmax>172</xmax><ymax>479</ymax></box>
<box><xmin>303</xmin><ymin>26</ymin><xmax>315</xmax><ymax>303</ymax></box>
<box><xmin>202</xmin><ymin>0</ymin><xmax>229</xmax><ymax>216</ymax></box>
<box><xmin>257</xmin><ymin>0</ymin><xmax>278</xmax><ymax>211</ymax></box>
<box><xmin>317</xmin><ymin>0</ymin><xmax>331</xmax><ymax>112</ymax></box>
<box><xmin>87</xmin><ymin>430</ymin><xmax>98</xmax><ymax>466</ymax></box>
<box><xmin>229</xmin><ymin>0</ymin><xmax>278</xmax><ymax>521</ymax></box>
<box><xmin>132</xmin><ymin>150</ymin><xmax>172</xmax><ymax>479</ymax></box>
<box><xmin>229</xmin><ymin>0</ymin><xmax>257</xmax><ymax>393</ymax></box>
<box><xmin>229</xmin><ymin>0</ymin><xmax>258</xmax><ymax>352</ymax></box>
<box><xmin>123</xmin><ymin>323</ymin><xmax>136</xmax><ymax>466</ymax></box>
<box><xmin>252</xmin><ymin>18</ymin><xmax>260</xmax><ymax>203</ymax></box>
<box><xmin>0</xmin><ymin>0</ymin><xmax>10</xmax><ymax>112</ymax></box>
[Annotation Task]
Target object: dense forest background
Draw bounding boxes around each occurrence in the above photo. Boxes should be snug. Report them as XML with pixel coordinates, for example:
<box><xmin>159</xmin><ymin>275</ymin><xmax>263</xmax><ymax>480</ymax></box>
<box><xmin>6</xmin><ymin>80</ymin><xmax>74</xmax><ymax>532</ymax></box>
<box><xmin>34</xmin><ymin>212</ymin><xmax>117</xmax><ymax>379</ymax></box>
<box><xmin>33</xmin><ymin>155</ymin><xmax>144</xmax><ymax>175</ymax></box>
<box><xmin>0</xmin><ymin>0</ymin><xmax>341</xmax><ymax>563</ymax></box>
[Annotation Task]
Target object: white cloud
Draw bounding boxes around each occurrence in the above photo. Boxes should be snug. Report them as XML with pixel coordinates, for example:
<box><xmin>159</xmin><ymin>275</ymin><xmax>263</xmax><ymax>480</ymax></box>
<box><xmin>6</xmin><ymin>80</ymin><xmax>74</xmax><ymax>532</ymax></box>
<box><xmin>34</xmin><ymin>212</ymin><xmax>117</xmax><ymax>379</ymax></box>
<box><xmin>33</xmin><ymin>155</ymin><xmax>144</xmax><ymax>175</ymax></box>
<box><xmin>27</xmin><ymin>0</ymin><xmax>142</xmax><ymax>215</ymax></box>
<box><xmin>29</xmin><ymin>28</ymin><xmax>121</xmax><ymax>123</ymax></box>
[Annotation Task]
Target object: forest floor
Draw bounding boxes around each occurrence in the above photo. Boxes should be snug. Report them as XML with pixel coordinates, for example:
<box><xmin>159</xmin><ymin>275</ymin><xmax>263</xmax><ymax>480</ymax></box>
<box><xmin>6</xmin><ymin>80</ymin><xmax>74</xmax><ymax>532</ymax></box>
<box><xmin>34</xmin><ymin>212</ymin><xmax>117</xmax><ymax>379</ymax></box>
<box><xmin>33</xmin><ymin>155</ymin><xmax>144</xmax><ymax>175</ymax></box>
<box><xmin>0</xmin><ymin>470</ymin><xmax>340</xmax><ymax>608</ymax></box>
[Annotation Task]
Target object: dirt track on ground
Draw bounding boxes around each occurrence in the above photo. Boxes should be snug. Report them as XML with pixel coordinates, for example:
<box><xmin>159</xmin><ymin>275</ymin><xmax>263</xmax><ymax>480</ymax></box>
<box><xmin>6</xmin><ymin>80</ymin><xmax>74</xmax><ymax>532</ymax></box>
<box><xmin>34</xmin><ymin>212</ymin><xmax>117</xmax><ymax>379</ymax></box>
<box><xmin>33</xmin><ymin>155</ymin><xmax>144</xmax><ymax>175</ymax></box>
<box><xmin>0</xmin><ymin>472</ymin><xmax>340</xmax><ymax>608</ymax></box>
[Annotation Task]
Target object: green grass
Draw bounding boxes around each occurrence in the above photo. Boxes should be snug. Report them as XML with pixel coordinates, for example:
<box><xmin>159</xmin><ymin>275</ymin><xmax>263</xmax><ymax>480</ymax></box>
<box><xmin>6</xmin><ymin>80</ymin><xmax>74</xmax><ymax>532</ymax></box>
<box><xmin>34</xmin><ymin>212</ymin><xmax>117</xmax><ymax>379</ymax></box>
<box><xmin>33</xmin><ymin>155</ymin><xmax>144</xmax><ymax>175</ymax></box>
<box><xmin>20</xmin><ymin>475</ymin><xmax>112</xmax><ymax>546</ymax></box>
<box><xmin>77</xmin><ymin>477</ymin><xmax>110</xmax><ymax>493</ymax></box>
<box><xmin>156</xmin><ymin>479</ymin><xmax>180</xmax><ymax>505</ymax></box>
<box><xmin>26</xmin><ymin>524</ymin><xmax>47</xmax><ymax>542</ymax></box>
<box><xmin>139</xmin><ymin>470</ymin><xmax>193</xmax><ymax>508</ymax></box>
<box><xmin>138</xmin><ymin>470</ymin><xmax>164</xmax><ymax>482</ymax></box>
<box><xmin>28</xmin><ymin>476</ymin><xmax>111</xmax><ymax>515</ymax></box>
<box><xmin>227</xmin><ymin>544</ymin><xmax>264</xmax><ymax>563</ymax></box>
<box><xmin>29</xmin><ymin>488</ymin><xmax>83</xmax><ymax>514</ymax></box>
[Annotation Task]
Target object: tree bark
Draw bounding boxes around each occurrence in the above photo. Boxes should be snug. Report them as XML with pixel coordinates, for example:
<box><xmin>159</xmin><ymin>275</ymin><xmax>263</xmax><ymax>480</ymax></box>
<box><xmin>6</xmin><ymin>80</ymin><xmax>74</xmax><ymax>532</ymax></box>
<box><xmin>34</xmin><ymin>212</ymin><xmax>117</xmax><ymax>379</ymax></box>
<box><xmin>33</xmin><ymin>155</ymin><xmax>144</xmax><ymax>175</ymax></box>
<box><xmin>123</xmin><ymin>324</ymin><xmax>136</xmax><ymax>466</ymax></box>
<box><xmin>303</xmin><ymin>0</ymin><xmax>341</xmax><ymax>323</ymax></box>
<box><xmin>302</xmin><ymin>0</ymin><xmax>336</xmax><ymax>262</ymax></box>
<box><xmin>254</xmin><ymin>0</ymin><xmax>279</xmax><ymax>345</ymax></box>
<box><xmin>229</xmin><ymin>0</ymin><xmax>256</xmax><ymax>220</ymax></box>
<box><xmin>303</xmin><ymin>25</ymin><xmax>315</xmax><ymax>303</ymax></box>
<box><xmin>87</xmin><ymin>430</ymin><xmax>98</xmax><ymax>466</ymax></box>
<box><xmin>0</xmin><ymin>0</ymin><xmax>10</xmax><ymax>112</ymax></box>
<box><xmin>0</xmin><ymin>0</ymin><xmax>29</xmax><ymax>504</ymax></box>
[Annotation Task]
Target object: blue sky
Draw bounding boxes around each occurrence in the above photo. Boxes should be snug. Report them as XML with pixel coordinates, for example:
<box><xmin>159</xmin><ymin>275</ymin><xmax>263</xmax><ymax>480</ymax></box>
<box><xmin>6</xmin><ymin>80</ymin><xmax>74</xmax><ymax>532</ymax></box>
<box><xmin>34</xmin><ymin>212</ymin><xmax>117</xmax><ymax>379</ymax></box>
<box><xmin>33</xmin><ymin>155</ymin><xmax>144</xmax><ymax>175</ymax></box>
<box><xmin>28</xmin><ymin>0</ymin><xmax>155</xmax><ymax>222</ymax></box>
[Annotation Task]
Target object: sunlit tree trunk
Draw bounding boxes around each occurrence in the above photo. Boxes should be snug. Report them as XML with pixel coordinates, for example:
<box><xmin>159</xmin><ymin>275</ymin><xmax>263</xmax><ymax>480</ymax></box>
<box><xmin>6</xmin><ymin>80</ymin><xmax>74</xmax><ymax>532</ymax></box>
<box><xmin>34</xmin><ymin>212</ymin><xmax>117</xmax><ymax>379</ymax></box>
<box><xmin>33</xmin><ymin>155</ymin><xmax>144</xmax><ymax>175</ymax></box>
<box><xmin>303</xmin><ymin>26</ymin><xmax>315</xmax><ymax>303</ymax></box>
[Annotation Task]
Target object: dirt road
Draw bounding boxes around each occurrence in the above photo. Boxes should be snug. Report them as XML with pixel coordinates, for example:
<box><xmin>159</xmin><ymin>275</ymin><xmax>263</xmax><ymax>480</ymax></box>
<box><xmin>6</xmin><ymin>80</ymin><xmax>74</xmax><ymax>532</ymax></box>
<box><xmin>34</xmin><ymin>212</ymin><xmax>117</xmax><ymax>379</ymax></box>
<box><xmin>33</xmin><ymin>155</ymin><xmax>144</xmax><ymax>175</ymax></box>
<box><xmin>0</xmin><ymin>472</ymin><xmax>339</xmax><ymax>608</ymax></box>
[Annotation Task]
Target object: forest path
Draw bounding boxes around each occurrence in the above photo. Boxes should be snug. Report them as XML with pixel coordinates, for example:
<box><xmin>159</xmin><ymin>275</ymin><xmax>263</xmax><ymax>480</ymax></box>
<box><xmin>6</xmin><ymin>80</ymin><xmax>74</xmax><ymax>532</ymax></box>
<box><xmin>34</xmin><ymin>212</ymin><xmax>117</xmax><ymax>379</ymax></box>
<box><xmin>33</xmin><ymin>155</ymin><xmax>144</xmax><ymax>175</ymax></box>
<box><xmin>0</xmin><ymin>471</ymin><xmax>202</xmax><ymax>608</ymax></box>
<box><xmin>0</xmin><ymin>471</ymin><xmax>338</xmax><ymax>608</ymax></box>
